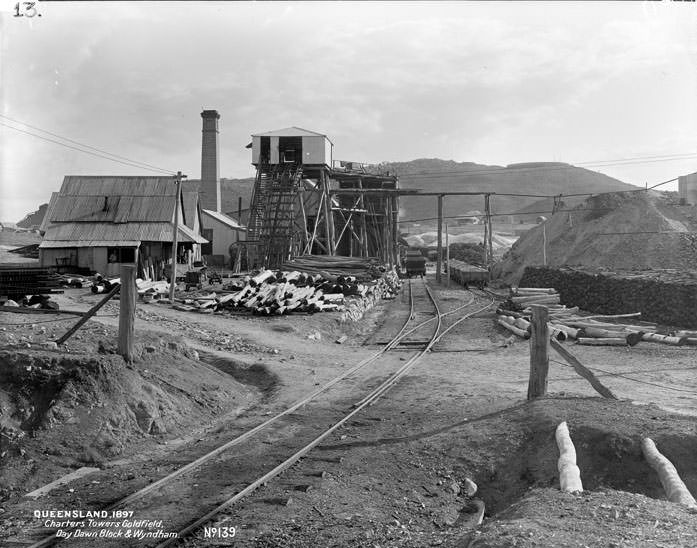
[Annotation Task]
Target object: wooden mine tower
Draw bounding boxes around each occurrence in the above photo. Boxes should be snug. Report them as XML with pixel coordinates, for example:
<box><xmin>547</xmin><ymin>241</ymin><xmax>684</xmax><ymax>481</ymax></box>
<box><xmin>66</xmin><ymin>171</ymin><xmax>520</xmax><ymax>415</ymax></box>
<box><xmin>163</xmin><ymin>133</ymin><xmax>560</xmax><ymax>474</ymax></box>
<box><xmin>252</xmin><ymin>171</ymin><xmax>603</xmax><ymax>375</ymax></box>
<box><xmin>246</xmin><ymin>127</ymin><xmax>399</xmax><ymax>269</ymax></box>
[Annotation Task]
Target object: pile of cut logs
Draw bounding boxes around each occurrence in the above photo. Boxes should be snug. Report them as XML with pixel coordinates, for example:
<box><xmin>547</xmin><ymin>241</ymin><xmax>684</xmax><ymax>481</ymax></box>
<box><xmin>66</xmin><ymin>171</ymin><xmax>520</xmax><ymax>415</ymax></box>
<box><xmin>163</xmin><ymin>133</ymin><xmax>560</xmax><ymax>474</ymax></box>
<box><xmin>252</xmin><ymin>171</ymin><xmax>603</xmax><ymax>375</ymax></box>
<box><xmin>172</xmin><ymin>268</ymin><xmax>401</xmax><ymax>316</ymax></box>
<box><xmin>497</xmin><ymin>287</ymin><xmax>697</xmax><ymax>347</ymax></box>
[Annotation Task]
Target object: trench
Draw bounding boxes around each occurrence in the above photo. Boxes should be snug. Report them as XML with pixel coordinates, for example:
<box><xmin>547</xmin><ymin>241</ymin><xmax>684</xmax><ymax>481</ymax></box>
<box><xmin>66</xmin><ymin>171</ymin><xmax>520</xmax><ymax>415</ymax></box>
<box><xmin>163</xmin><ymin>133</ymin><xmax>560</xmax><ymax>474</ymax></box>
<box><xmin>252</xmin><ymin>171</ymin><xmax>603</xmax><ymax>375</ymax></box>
<box><xmin>475</xmin><ymin>422</ymin><xmax>697</xmax><ymax>516</ymax></box>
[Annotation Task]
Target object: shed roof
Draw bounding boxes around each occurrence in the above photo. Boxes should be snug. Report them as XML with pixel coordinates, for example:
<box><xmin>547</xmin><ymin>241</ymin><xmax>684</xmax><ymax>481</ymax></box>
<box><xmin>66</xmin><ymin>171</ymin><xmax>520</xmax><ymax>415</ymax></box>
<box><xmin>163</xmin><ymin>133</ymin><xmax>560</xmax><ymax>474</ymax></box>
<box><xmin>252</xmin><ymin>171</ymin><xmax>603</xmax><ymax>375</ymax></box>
<box><xmin>202</xmin><ymin>209</ymin><xmax>246</xmax><ymax>231</ymax></box>
<box><xmin>41</xmin><ymin>175</ymin><xmax>206</xmax><ymax>246</ymax></box>
<box><xmin>60</xmin><ymin>176</ymin><xmax>177</xmax><ymax>196</ymax></box>
<box><xmin>40</xmin><ymin>222</ymin><xmax>207</xmax><ymax>246</ymax></box>
<box><xmin>251</xmin><ymin>127</ymin><xmax>331</xmax><ymax>141</ymax></box>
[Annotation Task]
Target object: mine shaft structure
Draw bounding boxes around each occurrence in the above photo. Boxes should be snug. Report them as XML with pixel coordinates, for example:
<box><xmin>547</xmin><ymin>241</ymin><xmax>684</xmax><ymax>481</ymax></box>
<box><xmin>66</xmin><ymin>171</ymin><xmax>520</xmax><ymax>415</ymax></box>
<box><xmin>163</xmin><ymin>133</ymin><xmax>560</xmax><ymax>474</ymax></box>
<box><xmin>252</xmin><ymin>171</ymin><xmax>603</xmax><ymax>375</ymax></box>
<box><xmin>246</xmin><ymin>128</ymin><xmax>399</xmax><ymax>269</ymax></box>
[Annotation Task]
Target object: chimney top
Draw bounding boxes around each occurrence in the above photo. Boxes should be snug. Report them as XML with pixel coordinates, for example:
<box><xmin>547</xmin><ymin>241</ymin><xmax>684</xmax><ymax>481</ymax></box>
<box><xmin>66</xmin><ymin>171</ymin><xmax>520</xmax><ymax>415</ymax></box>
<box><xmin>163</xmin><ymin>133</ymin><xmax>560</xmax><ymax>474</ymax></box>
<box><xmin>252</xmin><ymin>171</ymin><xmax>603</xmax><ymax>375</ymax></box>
<box><xmin>201</xmin><ymin>110</ymin><xmax>220</xmax><ymax>119</ymax></box>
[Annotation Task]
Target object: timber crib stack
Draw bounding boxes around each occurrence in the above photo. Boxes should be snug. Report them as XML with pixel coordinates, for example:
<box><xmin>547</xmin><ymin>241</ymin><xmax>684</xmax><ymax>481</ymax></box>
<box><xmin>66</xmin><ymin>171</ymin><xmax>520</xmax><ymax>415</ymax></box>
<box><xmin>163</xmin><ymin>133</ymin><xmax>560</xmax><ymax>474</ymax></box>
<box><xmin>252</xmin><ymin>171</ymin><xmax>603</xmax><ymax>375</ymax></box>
<box><xmin>173</xmin><ymin>267</ymin><xmax>401</xmax><ymax>316</ymax></box>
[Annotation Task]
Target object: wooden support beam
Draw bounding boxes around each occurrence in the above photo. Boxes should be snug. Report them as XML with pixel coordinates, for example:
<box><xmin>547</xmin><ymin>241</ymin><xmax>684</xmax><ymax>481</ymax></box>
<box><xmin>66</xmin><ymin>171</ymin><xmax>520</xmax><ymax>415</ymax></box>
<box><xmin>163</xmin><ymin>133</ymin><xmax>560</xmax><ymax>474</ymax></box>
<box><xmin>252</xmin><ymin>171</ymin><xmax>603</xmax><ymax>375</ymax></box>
<box><xmin>55</xmin><ymin>284</ymin><xmax>120</xmax><ymax>345</ymax></box>
<box><xmin>436</xmin><ymin>194</ymin><xmax>443</xmax><ymax>283</ymax></box>
<box><xmin>549</xmin><ymin>338</ymin><xmax>617</xmax><ymax>399</ymax></box>
<box><xmin>527</xmin><ymin>304</ymin><xmax>549</xmax><ymax>399</ymax></box>
<box><xmin>118</xmin><ymin>265</ymin><xmax>136</xmax><ymax>362</ymax></box>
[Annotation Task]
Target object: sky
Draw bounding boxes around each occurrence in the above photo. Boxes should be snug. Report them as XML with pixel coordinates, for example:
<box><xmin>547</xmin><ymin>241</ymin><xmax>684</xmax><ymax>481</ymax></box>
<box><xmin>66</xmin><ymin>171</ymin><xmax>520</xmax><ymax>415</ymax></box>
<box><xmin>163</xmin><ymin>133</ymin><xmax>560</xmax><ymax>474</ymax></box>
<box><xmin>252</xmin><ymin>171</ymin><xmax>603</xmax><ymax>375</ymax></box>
<box><xmin>2</xmin><ymin>1</ymin><xmax>697</xmax><ymax>221</ymax></box>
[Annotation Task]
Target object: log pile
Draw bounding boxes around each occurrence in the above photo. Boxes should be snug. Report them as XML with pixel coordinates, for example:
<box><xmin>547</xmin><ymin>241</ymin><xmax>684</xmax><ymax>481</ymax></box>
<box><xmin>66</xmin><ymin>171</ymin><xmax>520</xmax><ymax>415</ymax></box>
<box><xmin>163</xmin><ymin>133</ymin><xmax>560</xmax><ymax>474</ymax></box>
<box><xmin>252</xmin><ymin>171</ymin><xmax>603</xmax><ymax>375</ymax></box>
<box><xmin>280</xmin><ymin>255</ymin><xmax>385</xmax><ymax>281</ymax></box>
<box><xmin>170</xmin><ymin>268</ymin><xmax>401</xmax><ymax>317</ymax></box>
<box><xmin>496</xmin><ymin>285</ymin><xmax>693</xmax><ymax>347</ymax></box>
<box><xmin>519</xmin><ymin>266</ymin><xmax>697</xmax><ymax>328</ymax></box>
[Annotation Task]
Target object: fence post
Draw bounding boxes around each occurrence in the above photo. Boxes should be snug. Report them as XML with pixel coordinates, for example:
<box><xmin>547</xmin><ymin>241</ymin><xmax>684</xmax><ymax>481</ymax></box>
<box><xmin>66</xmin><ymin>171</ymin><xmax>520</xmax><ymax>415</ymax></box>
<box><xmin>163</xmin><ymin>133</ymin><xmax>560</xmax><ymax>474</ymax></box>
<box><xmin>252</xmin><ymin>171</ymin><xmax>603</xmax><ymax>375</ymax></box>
<box><xmin>527</xmin><ymin>304</ymin><xmax>549</xmax><ymax>399</ymax></box>
<box><xmin>118</xmin><ymin>265</ymin><xmax>136</xmax><ymax>362</ymax></box>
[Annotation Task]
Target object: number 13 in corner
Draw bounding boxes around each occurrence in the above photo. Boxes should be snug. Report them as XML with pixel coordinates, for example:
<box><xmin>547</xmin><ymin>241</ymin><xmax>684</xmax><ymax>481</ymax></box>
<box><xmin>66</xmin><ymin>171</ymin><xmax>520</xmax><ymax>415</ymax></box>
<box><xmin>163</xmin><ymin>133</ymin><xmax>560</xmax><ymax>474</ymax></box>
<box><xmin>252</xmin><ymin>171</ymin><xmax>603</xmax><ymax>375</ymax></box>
<box><xmin>14</xmin><ymin>2</ymin><xmax>41</xmax><ymax>18</ymax></box>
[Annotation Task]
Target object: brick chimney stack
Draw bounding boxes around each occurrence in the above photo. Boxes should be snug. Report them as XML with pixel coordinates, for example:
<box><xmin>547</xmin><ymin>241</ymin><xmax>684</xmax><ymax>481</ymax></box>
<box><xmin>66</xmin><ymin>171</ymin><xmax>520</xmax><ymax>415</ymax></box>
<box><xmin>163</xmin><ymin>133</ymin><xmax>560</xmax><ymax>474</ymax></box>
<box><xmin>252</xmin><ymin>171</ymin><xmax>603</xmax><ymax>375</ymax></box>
<box><xmin>200</xmin><ymin>110</ymin><xmax>221</xmax><ymax>212</ymax></box>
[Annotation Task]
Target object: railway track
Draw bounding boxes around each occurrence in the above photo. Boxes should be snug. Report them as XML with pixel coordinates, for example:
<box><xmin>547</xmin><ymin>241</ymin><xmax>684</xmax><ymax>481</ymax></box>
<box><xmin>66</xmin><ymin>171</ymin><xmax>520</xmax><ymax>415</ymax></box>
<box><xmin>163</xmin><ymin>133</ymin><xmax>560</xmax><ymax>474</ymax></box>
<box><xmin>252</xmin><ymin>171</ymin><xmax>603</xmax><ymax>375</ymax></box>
<box><xmin>19</xmin><ymin>278</ymin><xmax>495</xmax><ymax>548</ymax></box>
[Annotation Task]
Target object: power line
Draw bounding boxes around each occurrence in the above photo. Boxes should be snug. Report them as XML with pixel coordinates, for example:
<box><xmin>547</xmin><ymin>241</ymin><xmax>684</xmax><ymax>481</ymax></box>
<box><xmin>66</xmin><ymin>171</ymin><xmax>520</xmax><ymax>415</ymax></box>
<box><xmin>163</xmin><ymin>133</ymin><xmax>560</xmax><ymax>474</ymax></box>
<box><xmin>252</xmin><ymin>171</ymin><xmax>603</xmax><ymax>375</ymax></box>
<box><xmin>0</xmin><ymin>118</ymin><xmax>175</xmax><ymax>175</ymax></box>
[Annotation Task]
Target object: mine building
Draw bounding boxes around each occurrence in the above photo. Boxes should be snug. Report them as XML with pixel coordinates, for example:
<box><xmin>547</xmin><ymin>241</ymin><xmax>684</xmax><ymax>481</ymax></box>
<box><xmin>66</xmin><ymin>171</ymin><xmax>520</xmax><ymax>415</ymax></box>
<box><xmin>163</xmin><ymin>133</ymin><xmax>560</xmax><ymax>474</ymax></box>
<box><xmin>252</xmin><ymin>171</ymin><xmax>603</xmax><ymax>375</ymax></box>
<box><xmin>38</xmin><ymin>176</ymin><xmax>207</xmax><ymax>278</ymax></box>
<box><xmin>245</xmin><ymin>127</ymin><xmax>399</xmax><ymax>269</ymax></box>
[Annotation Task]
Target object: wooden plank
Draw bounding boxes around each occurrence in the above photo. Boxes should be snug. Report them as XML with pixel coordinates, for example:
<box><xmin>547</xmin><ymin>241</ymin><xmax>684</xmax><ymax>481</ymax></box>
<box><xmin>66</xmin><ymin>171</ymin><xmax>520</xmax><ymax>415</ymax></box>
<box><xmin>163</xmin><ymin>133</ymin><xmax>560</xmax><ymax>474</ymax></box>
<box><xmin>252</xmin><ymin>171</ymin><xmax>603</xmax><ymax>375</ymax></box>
<box><xmin>527</xmin><ymin>304</ymin><xmax>549</xmax><ymax>399</ymax></box>
<box><xmin>55</xmin><ymin>284</ymin><xmax>120</xmax><ymax>345</ymax></box>
<box><xmin>550</xmin><ymin>338</ymin><xmax>617</xmax><ymax>399</ymax></box>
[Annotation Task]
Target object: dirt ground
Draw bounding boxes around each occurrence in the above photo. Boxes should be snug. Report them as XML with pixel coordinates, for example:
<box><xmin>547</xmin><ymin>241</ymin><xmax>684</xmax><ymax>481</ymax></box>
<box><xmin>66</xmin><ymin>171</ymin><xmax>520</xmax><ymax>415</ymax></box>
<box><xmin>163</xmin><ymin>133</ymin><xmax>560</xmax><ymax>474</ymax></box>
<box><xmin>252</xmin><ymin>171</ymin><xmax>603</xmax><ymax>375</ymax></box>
<box><xmin>1</xmin><ymin>274</ymin><xmax>697</xmax><ymax>547</ymax></box>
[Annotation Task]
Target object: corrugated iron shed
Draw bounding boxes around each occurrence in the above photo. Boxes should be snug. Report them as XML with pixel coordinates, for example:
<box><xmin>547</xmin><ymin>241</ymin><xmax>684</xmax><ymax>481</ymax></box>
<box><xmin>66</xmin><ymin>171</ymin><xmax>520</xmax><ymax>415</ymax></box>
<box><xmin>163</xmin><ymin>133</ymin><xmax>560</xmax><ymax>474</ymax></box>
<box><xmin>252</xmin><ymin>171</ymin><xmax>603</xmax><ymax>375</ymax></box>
<box><xmin>41</xmin><ymin>175</ymin><xmax>207</xmax><ymax>247</ymax></box>
<box><xmin>41</xmin><ymin>222</ymin><xmax>206</xmax><ymax>245</ymax></box>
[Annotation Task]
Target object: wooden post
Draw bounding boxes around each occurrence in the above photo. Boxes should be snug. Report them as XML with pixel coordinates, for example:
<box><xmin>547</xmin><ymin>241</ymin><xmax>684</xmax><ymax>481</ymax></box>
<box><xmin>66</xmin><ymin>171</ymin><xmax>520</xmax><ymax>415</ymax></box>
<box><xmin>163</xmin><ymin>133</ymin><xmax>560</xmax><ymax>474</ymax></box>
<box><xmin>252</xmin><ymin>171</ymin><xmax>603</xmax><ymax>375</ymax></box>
<box><xmin>542</xmin><ymin>222</ymin><xmax>547</xmax><ymax>266</ymax></box>
<box><xmin>436</xmin><ymin>194</ymin><xmax>443</xmax><ymax>283</ymax></box>
<box><xmin>527</xmin><ymin>304</ymin><xmax>550</xmax><ymax>399</ymax></box>
<box><xmin>118</xmin><ymin>265</ymin><xmax>136</xmax><ymax>362</ymax></box>
<box><xmin>169</xmin><ymin>171</ymin><xmax>184</xmax><ymax>301</ymax></box>
<box><xmin>445</xmin><ymin>223</ymin><xmax>450</xmax><ymax>287</ymax></box>
<box><xmin>237</xmin><ymin>196</ymin><xmax>242</xmax><ymax>243</ymax></box>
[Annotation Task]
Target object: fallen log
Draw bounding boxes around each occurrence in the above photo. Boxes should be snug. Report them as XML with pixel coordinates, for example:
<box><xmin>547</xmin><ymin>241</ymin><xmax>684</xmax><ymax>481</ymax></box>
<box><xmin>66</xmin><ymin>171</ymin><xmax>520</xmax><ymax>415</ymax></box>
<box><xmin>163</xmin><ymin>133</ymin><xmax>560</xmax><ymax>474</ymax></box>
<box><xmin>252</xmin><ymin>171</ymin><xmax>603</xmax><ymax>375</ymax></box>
<box><xmin>641</xmin><ymin>333</ymin><xmax>687</xmax><ymax>346</ymax></box>
<box><xmin>548</xmin><ymin>325</ymin><xmax>567</xmax><ymax>342</ymax></box>
<box><xmin>510</xmin><ymin>294</ymin><xmax>560</xmax><ymax>305</ymax></box>
<box><xmin>578</xmin><ymin>327</ymin><xmax>643</xmax><ymax>346</ymax></box>
<box><xmin>548</xmin><ymin>323</ymin><xmax>580</xmax><ymax>340</ymax></box>
<box><xmin>576</xmin><ymin>337</ymin><xmax>628</xmax><ymax>346</ymax></box>
<box><xmin>641</xmin><ymin>438</ymin><xmax>697</xmax><ymax>508</ymax></box>
<box><xmin>512</xmin><ymin>287</ymin><xmax>558</xmax><ymax>295</ymax></box>
<box><xmin>555</xmin><ymin>422</ymin><xmax>583</xmax><ymax>493</ymax></box>
<box><xmin>497</xmin><ymin>318</ymin><xmax>530</xmax><ymax>339</ymax></box>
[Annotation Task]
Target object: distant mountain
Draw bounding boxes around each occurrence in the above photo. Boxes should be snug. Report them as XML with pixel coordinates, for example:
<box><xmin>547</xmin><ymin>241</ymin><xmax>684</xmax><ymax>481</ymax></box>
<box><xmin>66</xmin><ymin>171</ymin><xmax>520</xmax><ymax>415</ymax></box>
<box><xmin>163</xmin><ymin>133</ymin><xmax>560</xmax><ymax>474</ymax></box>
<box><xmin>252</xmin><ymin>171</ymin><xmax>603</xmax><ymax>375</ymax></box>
<box><xmin>21</xmin><ymin>161</ymin><xmax>635</xmax><ymax>232</ymax></box>
<box><xmin>383</xmin><ymin>159</ymin><xmax>637</xmax><ymax>225</ymax></box>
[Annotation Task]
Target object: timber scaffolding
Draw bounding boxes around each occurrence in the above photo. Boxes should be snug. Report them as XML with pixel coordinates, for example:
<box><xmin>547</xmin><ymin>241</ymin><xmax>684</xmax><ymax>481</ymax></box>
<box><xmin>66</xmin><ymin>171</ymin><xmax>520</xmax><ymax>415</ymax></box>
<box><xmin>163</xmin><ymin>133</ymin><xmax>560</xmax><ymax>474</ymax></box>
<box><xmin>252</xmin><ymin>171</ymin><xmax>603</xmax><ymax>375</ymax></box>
<box><xmin>245</xmin><ymin>162</ymin><xmax>400</xmax><ymax>270</ymax></box>
<box><xmin>244</xmin><ymin>158</ymin><xmax>497</xmax><ymax>281</ymax></box>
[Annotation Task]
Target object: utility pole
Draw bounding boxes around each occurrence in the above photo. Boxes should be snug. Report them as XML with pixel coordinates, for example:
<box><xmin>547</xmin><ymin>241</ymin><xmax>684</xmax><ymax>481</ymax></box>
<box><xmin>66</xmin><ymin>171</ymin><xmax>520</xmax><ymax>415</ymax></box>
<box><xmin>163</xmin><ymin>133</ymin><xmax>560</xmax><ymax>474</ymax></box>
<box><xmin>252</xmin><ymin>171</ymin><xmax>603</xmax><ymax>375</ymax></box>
<box><xmin>169</xmin><ymin>171</ymin><xmax>186</xmax><ymax>302</ymax></box>
<box><xmin>436</xmin><ymin>194</ymin><xmax>443</xmax><ymax>283</ymax></box>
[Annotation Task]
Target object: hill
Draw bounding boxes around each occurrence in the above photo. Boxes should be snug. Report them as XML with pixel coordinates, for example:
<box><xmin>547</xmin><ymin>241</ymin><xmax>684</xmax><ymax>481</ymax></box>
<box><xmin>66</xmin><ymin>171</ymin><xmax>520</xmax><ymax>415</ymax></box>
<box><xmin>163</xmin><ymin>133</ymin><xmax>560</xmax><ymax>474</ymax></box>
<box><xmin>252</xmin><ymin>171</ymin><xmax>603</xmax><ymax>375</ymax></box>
<box><xmin>384</xmin><ymin>159</ymin><xmax>637</xmax><ymax>225</ymax></box>
<box><xmin>18</xmin><ymin>160</ymin><xmax>635</xmax><ymax>231</ymax></box>
<box><xmin>491</xmin><ymin>190</ymin><xmax>697</xmax><ymax>283</ymax></box>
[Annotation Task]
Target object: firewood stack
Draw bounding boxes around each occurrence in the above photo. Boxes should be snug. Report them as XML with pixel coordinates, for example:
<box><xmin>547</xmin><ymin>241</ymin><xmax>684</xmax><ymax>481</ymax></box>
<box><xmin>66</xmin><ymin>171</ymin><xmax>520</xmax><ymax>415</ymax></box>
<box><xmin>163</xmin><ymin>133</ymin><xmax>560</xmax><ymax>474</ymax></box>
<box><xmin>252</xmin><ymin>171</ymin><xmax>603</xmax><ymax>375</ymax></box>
<box><xmin>174</xmin><ymin>267</ymin><xmax>401</xmax><ymax>316</ymax></box>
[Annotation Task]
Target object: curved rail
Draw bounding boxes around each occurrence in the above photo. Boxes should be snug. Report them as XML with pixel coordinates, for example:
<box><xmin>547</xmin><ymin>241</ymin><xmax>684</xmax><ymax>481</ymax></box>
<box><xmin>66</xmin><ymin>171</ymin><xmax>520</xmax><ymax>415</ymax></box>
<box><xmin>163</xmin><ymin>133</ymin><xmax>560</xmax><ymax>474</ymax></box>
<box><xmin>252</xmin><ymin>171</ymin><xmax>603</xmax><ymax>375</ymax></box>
<box><xmin>28</xmin><ymin>279</ymin><xmax>420</xmax><ymax>548</ymax></box>
<box><xmin>158</xmin><ymin>280</ymin><xmax>488</xmax><ymax>547</ymax></box>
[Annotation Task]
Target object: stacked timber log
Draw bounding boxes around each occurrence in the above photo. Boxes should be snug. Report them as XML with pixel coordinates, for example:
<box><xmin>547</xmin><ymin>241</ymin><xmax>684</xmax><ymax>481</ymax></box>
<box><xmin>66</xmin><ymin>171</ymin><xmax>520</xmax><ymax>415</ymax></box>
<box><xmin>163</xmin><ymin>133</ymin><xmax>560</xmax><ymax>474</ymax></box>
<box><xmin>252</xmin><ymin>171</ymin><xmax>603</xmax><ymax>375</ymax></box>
<box><xmin>280</xmin><ymin>255</ymin><xmax>385</xmax><ymax>281</ymax></box>
<box><xmin>170</xmin><ymin>268</ymin><xmax>401</xmax><ymax>317</ymax></box>
<box><xmin>519</xmin><ymin>266</ymin><xmax>697</xmax><ymax>328</ymax></box>
<box><xmin>496</xmin><ymin>285</ymin><xmax>691</xmax><ymax>347</ymax></box>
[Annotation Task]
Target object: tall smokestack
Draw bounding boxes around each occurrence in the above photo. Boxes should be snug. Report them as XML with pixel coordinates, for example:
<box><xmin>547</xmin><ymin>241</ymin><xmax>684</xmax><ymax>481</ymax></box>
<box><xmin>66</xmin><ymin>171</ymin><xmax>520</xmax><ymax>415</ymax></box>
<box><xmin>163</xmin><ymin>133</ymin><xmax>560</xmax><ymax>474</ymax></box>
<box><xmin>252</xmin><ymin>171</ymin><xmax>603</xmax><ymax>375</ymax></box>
<box><xmin>200</xmin><ymin>109</ymin><xmax>221</xmax><ymax>212</ymax></box>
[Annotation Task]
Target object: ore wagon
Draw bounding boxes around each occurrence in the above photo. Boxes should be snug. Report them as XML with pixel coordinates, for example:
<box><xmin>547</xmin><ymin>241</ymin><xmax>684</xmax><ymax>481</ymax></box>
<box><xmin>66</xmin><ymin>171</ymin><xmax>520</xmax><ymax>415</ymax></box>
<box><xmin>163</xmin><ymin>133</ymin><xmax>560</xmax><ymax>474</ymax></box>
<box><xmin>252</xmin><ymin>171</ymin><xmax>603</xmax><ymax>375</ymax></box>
<box><xmin>449</xmin><ymin>260</ymin><xmax>488</xmax><ymax>288</ymax></box>
<box><xmin>404</xmin><ymin>250</ymin><xmax>426</xmax><ymax>278</ymax></box>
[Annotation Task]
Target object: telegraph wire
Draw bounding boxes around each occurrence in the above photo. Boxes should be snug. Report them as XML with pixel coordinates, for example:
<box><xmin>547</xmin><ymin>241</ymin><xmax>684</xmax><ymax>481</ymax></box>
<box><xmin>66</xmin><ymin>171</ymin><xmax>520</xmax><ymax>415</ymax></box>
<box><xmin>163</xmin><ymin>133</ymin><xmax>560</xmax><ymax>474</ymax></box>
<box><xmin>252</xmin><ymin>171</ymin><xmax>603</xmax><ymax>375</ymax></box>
<box><xmin>0</xmin><ymin>117</ymin><xmax>176</xmax><ymax>175</ymax></box>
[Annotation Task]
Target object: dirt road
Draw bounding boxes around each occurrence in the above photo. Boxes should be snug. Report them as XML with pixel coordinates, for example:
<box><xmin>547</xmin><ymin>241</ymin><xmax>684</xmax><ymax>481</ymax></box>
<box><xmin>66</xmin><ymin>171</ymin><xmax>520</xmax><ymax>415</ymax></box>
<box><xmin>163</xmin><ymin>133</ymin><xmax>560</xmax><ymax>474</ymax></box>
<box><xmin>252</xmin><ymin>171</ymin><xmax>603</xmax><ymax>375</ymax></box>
<box><xmin>2</xmin><ymin>275</ymin><xmax>697</xmax><ymax>547</ymax></box>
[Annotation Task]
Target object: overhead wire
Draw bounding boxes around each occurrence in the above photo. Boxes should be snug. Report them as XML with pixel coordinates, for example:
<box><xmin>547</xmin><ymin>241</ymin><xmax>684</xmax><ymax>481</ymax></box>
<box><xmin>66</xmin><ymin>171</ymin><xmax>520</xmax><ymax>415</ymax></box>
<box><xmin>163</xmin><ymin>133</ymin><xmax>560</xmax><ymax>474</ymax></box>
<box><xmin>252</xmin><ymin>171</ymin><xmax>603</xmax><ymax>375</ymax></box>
<box><xmin>549</xmin><ymin>358</ymin><xmax>697</xmax><ymax>395</ymax></box>
<box><xmin>0</xmin><ymin>116</ymin><xmax>176</xmax><ymax>175</ymax></box>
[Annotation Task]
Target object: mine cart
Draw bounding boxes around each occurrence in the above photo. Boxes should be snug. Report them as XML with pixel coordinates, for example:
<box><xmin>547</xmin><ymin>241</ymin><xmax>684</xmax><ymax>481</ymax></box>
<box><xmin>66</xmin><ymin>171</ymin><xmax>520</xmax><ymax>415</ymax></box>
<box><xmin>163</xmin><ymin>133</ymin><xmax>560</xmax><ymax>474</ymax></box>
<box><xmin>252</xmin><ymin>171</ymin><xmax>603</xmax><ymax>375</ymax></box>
<box><xmin>404</xmin><ymin>251</ymin><xmax>426</xmax><ymax>278</ymax></box>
